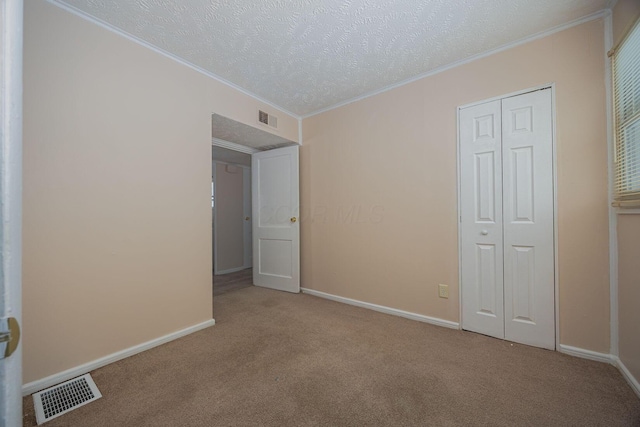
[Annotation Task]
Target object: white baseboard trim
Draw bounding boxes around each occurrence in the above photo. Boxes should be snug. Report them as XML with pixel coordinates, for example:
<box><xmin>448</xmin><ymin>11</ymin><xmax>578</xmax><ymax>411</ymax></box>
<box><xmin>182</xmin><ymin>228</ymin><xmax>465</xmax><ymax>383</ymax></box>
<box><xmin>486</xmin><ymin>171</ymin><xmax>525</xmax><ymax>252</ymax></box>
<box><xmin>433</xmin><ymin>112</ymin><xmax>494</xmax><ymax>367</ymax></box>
<box><xmin>543</xmin><ymin>345</ymin><xmax>640</xmax><ymax>398</ymax></box>
<box><xmin>558</xmin><ymin>344</ymin><xmax>614</xmax><ymax>364</ymax></box>
<box><xmin>215</xmin><ymin>266</ymin><xmax>247</xmax><ymax>275</ymax></box>
<box><xmin>22</xmin><ymin>319</ymin><xmax>216</xmax><ymax>396</ymax></box>
<box><xmin>300</xmin><ymin>288</ymin><xmax>459</xmax><ymax>330</ymax></box>
<box><xmin>612</xmin><ymin>356</ymin><xmax>640</xmax><ymax>399</ymax></box>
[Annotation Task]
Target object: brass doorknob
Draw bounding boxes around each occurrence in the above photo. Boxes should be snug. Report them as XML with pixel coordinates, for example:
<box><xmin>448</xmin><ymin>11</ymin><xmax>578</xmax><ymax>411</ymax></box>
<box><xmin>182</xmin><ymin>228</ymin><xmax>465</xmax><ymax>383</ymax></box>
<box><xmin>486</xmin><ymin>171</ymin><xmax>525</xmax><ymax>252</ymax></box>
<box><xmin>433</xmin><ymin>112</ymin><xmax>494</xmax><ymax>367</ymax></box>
<box><xmin>290</xmin><ymin>217</ymin><xmax>297</xmax><ymax>223</ymax></box>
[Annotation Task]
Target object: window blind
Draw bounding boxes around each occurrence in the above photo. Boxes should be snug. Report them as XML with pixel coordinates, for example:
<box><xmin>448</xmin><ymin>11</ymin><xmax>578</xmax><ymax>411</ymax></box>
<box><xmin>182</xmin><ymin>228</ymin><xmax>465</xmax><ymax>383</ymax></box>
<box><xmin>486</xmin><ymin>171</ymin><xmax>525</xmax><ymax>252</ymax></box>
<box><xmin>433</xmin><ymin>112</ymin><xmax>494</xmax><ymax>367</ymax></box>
<box><xmin>613</xmin><ymin>19</ymin><xmax>640</xmax><ymax>206</ymax></box>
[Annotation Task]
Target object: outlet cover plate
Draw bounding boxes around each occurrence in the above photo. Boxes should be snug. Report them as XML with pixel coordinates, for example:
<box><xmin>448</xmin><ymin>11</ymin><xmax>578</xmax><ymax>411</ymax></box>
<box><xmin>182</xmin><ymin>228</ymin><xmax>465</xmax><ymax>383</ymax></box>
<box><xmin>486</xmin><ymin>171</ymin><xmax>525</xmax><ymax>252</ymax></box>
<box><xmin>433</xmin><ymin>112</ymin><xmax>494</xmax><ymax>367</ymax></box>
<box><xmin>438</xmin><ymin>284</ymin><xmax>449</xmax><ymax>299</ymax></box>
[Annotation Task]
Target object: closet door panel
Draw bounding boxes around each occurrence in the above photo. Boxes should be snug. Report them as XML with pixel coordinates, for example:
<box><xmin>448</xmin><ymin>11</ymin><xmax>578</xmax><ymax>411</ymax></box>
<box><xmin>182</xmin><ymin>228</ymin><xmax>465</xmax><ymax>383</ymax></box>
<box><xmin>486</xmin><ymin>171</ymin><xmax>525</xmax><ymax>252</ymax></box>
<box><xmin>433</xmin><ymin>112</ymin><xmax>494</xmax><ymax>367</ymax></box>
<box><xmin>460</xmin><ymin>100</ymin><xmax>505</xmax><ymax>339</ymax></box>
<box><xmin>502</xmin><ymin>89</ymin><xmax>555</xmax><ymax>350</ymax></box>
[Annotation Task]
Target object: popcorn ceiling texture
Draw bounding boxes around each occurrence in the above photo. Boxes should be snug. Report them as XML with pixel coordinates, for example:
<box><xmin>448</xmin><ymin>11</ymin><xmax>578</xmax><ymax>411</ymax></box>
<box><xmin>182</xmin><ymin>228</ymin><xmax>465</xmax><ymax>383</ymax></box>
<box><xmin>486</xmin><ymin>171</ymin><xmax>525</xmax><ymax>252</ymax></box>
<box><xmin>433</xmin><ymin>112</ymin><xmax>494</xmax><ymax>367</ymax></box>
<box><xmin>211</xmin><ymin>114</ymin><xmax>297</xmax><ymax>150</ymax></box>
<box><xmin>57</xmin><ymin>0</ymin><xmax>607</xmax><ymax>116</ymax></box>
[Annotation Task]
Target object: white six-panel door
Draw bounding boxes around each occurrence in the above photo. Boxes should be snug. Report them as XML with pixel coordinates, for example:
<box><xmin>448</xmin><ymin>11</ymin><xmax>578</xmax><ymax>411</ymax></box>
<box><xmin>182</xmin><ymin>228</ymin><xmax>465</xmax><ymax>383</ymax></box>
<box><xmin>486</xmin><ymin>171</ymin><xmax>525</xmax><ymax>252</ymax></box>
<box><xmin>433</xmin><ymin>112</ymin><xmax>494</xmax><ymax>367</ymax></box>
<box><xmin>252</xmin><ymin>146</ymin><xmax>300</xmax><ymax>293</ymax></box>
<box><xmin>460</xmin><ymin>88</ymin><xmax>555</xmax><ymax>350</ymax></box>
<box><xmin>502</xmin><ymin>90</ymin><xmax>554</xmax><ymax>349</ymax></box>
<box><xmin>460</xmin><ymin>100</ymin><xmax>505</xmax><ymax>339</ymax></box>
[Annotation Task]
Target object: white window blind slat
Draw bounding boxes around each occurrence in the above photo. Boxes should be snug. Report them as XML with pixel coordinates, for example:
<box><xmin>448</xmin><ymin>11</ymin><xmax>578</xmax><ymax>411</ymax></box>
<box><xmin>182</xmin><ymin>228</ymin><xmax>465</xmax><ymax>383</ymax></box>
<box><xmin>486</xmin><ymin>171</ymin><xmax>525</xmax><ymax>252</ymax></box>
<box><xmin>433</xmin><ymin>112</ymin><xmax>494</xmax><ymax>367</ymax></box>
<box><xmin>613</xmin><ymin>18</ymin><xmax>640</xmax><ymax>205</ymax></box>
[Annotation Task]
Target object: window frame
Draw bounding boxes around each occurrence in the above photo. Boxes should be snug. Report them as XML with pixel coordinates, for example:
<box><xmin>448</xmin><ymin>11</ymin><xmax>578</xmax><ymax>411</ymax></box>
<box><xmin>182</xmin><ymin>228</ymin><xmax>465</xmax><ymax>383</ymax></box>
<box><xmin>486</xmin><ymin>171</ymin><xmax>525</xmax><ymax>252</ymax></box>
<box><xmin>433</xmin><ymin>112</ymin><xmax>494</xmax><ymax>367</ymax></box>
<box><xmin>612</xmin><ymin>17</ymin><xmax>640</xmax><ymax>208</ymax></box>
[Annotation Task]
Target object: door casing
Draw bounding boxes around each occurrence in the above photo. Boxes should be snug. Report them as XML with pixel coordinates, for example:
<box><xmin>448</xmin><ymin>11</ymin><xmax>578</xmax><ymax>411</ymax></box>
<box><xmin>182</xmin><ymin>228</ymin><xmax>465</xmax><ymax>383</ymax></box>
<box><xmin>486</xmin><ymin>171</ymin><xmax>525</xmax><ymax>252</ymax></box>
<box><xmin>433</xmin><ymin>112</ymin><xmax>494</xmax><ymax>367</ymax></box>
<box><xmin>456</xmin><ymin>83</ymin><xmax>559</xmax><ymax>350</ymax></box>
<box><xmin>0</xmin><ymin>0</ymin><xmax>24</xmax><ymax>424</ymax></box>
<box><xmin>211</xmin><ymin>138</ymin><xmax>300</xmax><ymax>294</ymax></box>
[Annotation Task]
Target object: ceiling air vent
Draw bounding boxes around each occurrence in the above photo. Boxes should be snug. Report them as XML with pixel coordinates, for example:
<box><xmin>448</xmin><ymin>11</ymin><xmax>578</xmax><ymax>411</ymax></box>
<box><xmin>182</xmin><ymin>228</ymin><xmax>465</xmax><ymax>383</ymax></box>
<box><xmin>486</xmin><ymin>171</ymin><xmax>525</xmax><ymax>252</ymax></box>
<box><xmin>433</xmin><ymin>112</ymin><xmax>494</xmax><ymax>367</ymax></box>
<box><xmin>258</xmin><ymin>109</ymin><xmax>278</xmax><ymax>130</ymax></box>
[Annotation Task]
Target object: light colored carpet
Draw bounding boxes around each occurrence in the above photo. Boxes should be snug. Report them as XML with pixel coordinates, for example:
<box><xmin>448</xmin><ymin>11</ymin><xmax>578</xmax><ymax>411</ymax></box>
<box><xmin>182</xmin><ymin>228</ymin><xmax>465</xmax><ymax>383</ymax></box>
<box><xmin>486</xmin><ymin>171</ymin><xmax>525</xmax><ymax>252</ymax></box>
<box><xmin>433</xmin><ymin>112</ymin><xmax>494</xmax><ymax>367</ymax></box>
<box><xmin>23</xmin><ymin>286</ymin><xmax>640</xmax><ymax>426</ymax></box>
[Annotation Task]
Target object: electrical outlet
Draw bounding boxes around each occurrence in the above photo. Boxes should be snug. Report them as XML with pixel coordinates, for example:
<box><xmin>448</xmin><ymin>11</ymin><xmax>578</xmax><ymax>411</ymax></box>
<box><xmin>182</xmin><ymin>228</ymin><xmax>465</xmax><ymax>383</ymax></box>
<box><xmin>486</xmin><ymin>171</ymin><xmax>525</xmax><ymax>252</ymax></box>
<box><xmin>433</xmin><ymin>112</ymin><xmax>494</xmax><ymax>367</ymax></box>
<box><xmin>438</xmin><ymin>284</ymin><xmax>449</xmax><ymax>299</ymax></box>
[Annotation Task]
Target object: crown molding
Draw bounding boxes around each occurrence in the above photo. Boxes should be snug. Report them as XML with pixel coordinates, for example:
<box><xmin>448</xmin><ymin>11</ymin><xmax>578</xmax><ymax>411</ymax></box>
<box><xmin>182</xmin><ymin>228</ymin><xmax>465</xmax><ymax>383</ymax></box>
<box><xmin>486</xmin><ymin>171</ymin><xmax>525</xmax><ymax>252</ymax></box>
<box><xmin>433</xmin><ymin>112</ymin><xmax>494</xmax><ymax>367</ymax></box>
<box><xmin>303</xmin><ymin>9</ymin><xmax>610</xmax><ymax>119</ymax></box>
<box><xmin>45</xmin><ymin>0</ymin><xmax>301</xmax><ymax>120</ymax></box>
<box><xmin>45</xmin><ymin>1</ymin><xmax>610</xmax><ymax>125</ymax></box>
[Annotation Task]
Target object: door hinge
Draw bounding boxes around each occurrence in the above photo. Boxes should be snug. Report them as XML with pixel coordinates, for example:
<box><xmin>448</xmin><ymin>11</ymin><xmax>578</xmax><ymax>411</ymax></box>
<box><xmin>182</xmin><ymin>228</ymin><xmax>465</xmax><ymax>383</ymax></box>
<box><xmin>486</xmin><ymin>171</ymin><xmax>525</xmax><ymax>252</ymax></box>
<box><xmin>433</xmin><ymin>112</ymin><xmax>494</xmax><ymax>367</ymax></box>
<box><xmin>0</xmin><ymin>317</ymin><xmax>20</xmax><ymax>359</ymax></box>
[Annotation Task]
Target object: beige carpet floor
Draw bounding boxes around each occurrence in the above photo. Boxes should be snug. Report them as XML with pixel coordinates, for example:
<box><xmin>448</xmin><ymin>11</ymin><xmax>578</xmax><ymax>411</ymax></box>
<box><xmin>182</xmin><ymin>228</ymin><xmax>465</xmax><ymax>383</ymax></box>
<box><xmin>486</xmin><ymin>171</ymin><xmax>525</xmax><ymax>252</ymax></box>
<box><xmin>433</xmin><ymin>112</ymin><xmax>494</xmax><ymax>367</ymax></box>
<box><xmin>23</xmin><ymin>287</ymin><xmax>640</xmax><ymax>426</ymax></box>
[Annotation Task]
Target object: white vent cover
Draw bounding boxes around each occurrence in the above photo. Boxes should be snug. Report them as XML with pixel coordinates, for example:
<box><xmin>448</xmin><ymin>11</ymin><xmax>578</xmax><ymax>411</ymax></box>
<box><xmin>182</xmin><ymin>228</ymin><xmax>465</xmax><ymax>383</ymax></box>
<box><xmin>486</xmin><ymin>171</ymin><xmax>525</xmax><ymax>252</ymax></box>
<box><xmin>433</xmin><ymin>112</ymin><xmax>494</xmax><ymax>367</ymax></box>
<box><xmin>32</xmin><ymin>374</ymin><xmax>102</xmax><ymax>425</ymax></box>
<box><xmin>258</xmin><ymin>109</ymin><xmax>278</xmax><ymax>129</ymax></box>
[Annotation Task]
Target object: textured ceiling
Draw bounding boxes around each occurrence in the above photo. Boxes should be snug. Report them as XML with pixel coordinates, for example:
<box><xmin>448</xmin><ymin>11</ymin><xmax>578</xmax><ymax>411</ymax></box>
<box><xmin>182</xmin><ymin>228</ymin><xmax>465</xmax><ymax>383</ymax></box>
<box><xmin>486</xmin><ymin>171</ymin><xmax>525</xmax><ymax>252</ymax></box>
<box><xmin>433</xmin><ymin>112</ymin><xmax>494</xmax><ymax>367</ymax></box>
<box><xmin>56</xmin><ymin>0</ymin><xmax>610</xmax><ymax>117</ymax></box>
<box><xmin>212</xmin><ymin>114</ymin><xmax>297</xmax><ymax>150</ymax></box>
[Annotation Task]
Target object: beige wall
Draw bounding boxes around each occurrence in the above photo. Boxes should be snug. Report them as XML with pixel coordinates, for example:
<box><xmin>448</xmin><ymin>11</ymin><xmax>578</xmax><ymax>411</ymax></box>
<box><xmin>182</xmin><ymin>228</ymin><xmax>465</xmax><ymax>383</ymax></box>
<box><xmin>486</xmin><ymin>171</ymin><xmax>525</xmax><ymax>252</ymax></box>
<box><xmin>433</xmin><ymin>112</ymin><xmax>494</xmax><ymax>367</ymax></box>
<box><xmin>302</xmin><ymin>19</ymin><xmax>610</xmax><ymax>352</ymax></box>
<box><xmin>612</xmin><ymin>0</ymin><xmax>640</xmax><ymax>46</ymax></box>
<box><xmin>617</xmin><ymin>215</ymin><xmax>640</xmax><ymax>384</ymax></box>
<box><xmin>613</xmin><ymin>0</ymin><xmax>640</xmax><ymax>390</ymax></box>
<box><xmin>23</xmin><ymin>0</ymin><xmax>298</xmax><ymax>384</ymax></box>
<box><xmin>214</xmin><ymin>163</ymin><xmax>245</xmax><ymax>272</ymax></box>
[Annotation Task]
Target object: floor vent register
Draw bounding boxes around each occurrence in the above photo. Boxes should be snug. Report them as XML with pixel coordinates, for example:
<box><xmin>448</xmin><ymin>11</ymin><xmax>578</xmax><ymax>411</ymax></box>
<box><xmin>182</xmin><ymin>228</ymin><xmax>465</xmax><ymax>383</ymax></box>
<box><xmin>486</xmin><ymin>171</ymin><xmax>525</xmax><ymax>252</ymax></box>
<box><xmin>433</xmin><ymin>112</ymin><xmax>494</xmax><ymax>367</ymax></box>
<box><xmin>32</xmin><ymin>373</ymin><xmax>102</xmax><ymax>424</ymax></box>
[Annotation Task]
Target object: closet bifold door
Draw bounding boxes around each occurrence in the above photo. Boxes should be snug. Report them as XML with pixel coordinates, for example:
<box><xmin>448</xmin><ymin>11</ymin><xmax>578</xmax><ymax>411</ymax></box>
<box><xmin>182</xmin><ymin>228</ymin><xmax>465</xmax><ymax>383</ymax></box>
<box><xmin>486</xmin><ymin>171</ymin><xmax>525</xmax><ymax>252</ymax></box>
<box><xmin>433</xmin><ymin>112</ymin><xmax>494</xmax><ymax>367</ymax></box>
<box><xmin>460</xmin><ymin>100</ymin><xmax>505</xmax><ymax>340</ymax></box>
<box><xmin>502</xmin><ymin>89</ymin><xmax>555</xmax><ymax>350</ymax></box>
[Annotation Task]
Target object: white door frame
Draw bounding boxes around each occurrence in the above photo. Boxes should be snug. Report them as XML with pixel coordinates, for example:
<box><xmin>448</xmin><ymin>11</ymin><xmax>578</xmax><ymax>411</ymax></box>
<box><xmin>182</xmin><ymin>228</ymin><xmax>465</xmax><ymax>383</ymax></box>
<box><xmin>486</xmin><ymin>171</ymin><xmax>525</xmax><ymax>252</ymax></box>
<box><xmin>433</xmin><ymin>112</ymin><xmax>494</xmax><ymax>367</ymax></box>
<box><xmin>1</xmin><ymin>0</ymin><xmax>24</xmax><ymax>425</ymax></box>
<box><xmin>212</xmin><ymin>138</ymin><xmax>257</xmax><ymax>276</ymax></box>
<box><xmin>456</xmin><ymin>83</ymin><xmax>559</xmax><ymax>350</ymax></box>
<box><xmin>242</xmin><ymin>166</ymin><xmax>252</xmax><ymax>269</ymax></box>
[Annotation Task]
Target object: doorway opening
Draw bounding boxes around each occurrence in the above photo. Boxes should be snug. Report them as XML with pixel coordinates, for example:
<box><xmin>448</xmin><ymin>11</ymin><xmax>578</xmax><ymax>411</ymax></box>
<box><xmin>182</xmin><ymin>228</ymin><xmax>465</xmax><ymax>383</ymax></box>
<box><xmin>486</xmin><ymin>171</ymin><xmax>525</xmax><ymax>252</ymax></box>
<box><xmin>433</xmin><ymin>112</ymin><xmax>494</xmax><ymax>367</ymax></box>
<box><xmin>212</xmin><ymin>146</ymin><xmax>253</xmax><ymax>296</ymax></box>
<box><xmin>210</xmin><ymin>113</ymin><xmax>301</xmax><ymax>303</ymax></box>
